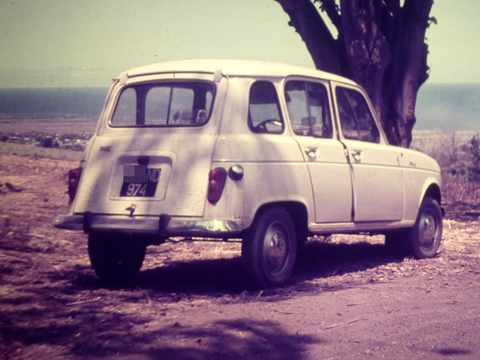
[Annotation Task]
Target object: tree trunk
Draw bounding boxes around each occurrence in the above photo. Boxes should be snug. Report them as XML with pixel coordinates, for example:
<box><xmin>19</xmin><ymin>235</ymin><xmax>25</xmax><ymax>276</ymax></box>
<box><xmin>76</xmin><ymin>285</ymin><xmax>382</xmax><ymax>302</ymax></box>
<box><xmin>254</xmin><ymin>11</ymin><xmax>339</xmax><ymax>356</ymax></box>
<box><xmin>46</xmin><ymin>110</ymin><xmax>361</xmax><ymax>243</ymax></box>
<box><xmin>275</xmin><ymin>0</ymin><xmax>433</xmax><ymax>147</ymax></box>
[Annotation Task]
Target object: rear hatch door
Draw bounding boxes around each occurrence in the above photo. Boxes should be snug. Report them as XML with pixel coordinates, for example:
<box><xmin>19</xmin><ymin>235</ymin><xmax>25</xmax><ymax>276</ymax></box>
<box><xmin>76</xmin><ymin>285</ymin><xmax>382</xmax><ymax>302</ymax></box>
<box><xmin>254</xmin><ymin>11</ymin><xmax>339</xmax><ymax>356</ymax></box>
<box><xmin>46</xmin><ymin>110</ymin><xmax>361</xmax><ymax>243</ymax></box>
<box><xmin>73</xmin><ymin>74</ymin><xmax>225</xmax><ymax>217</ymax></box>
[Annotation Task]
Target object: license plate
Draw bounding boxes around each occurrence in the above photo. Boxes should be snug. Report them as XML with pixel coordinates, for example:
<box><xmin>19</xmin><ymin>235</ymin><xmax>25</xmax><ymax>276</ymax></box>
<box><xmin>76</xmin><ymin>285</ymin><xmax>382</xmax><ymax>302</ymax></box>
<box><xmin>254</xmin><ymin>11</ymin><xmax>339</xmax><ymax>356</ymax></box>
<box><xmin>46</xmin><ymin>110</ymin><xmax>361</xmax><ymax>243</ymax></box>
<box><xmin>120</xmin><ymin>165</ymin><xmax>160</xmax><ymax>197</ymax></box>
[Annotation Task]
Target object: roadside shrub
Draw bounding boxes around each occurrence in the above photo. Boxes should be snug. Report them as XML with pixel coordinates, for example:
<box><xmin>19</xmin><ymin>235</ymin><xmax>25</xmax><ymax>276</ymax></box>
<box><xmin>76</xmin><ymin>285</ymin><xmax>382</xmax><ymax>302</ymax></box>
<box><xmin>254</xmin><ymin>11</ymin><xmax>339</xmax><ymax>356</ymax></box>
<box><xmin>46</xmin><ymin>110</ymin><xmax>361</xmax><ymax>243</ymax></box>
<box><xmin>413</xmin><ymin>131</ymin><xmax>480</xmax><ymax>206</ymax></box>
<box><xmin>468</xmin><ymin>133</ymin><xmax>480</xmax><ymax>181</ymax></box>
<box><xmin>40</xmin><ymin>136</ymin><xmax>60</xmax><ymax>148</ymax></box>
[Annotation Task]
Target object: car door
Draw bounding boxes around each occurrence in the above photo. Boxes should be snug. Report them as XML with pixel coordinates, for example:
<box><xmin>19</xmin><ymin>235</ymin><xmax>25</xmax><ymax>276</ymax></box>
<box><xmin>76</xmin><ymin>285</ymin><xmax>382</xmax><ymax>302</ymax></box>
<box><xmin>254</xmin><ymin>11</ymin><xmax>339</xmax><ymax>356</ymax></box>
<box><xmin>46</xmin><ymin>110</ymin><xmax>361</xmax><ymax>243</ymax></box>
<box><xmin>284</xmin><ymin>78</ymin><xmax>352</xmax><ymax>223</ymax></box>
<box><xmin>74</xmin><ymin>75</ymin><xmax>223</xmax><ymax>218</ymax></box>
<box><xmin>332</xmin><ymin>84</ymin><xmax>404</xmax><ymax>222</ymax></box>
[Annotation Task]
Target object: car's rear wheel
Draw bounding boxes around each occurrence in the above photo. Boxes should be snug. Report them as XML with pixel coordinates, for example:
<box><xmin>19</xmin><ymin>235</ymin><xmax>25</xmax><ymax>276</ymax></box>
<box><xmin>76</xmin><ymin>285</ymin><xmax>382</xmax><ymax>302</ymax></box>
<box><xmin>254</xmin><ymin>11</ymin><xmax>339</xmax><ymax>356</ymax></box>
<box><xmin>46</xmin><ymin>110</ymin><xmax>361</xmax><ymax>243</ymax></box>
<box><xmin>88</xmin><ymin>232</ymin><xmax>146</xmax><ymax>284</ymax></box>
<box><xmin>385</xmin><ymin>197</ymin><xmax>442</xmax><ymax>258</ymax></box>
<box><xmin>242</xmin><ymin>207</ymin><xmax>297</xmax><ymax>288</ymax></box>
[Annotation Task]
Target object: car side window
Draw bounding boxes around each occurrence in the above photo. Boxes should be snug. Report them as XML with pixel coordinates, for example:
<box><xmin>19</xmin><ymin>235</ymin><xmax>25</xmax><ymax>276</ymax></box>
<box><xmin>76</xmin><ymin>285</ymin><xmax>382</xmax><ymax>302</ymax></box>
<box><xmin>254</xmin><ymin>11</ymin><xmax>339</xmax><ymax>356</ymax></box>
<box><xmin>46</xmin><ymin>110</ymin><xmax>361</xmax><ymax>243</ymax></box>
<box><xmin>248</xmin><ymin>81</ymin><xmax>284</xmax><ymax>134</ymax></box>
<box><xmin>336</xmin><ymin>87</ymin><xmax>380</xmax><ymax>143</ymax></box>
<box><xmin>285</xmin><ymin>80</ymin><xmax>333</xmax><ymax>138</ymax></box>
<box><xmin>112</xmin><ymin>87</ymin><xmax>137</xmax><ymax>126</ymax></box>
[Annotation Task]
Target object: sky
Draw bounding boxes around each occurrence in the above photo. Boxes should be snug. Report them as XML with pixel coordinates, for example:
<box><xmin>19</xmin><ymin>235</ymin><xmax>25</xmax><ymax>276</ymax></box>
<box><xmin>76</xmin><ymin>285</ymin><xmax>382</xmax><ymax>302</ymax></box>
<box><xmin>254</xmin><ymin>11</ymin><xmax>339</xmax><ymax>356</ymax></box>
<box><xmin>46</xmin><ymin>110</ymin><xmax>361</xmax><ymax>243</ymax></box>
<box><xmin>0</xmin><ymin>0</ymin><xmax>478</xmax><ymax>87</ymax></box>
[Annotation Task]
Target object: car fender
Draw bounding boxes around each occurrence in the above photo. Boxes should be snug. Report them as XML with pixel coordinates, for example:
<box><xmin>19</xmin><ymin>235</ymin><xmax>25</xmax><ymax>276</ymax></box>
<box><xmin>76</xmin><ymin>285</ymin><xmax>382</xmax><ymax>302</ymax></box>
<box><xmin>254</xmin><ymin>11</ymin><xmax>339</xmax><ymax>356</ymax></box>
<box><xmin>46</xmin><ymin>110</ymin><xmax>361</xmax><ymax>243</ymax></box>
<box><xmin>415</xmin><ymin>177</ymin><xmax>442</xmax><ymax>219</ymax></box>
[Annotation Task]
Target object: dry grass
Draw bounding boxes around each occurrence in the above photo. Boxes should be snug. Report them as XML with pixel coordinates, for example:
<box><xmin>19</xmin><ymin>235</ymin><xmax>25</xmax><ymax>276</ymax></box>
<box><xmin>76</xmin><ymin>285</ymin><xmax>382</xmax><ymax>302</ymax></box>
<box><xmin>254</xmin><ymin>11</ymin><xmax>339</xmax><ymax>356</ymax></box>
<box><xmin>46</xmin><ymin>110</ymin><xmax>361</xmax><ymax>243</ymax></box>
<box><xmin>442</xmin><ymin>174</ymin><xmax>480</xmax><ymax>205</ymax></box>
<box><xmin>0</xmin><ymin>142</ymin><xmax>82</xmax><ymax>161</ymax></box>
<box><xmin>413</xmin><ymin>130</ymin><xmax>480</xmax><ymax>209</ymax></box>
<box><xmin>0</xmin><ymin>117</ymin><xmax>95</xmax><ymax>136</ymax></box>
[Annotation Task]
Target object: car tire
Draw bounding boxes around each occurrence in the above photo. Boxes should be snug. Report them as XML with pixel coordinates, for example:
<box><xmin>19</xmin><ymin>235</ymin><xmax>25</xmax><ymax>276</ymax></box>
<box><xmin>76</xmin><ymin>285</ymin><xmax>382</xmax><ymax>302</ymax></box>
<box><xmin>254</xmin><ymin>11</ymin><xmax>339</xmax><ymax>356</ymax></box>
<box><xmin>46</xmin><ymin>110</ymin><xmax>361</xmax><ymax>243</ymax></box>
<box><xmin>242</xmin><ymin>207</ymin><xmax>297</xmax><ymax>288</ymax></box>
<box><xmin>88</xmin><ymin>232</ymin><xmax>146</xmax><ymax>284</ymax></box>
<box><xmin>385</xmin><ymin>197</ymin><xmax>442</xmax><ymax>259</ymax></box>
<box><xmin>410</xmin><ymin>197</ymin><xmax>443</xmax><ymax>258</ymax></box>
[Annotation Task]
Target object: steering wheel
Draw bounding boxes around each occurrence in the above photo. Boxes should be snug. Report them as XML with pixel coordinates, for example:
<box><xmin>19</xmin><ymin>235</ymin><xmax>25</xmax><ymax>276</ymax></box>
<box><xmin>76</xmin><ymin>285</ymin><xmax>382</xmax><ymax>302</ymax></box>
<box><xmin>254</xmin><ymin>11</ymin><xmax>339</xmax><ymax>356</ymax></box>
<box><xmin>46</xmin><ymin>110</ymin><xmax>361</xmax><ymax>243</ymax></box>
<box><xmin>253</xmin><ymin>118</ymin><xmax>283</xmax><ymax>133</ymax></box>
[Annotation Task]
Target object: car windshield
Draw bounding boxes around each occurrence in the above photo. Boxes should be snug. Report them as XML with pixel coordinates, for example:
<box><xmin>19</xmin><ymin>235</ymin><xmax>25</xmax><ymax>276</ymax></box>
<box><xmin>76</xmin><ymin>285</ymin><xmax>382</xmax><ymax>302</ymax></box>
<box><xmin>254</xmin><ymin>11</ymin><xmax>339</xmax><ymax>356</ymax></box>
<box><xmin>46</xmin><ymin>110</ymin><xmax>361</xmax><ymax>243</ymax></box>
<box><xmin>111</xmin><ymin>81</ymin><xmax>215</xmax><ymax>127</ymax></box>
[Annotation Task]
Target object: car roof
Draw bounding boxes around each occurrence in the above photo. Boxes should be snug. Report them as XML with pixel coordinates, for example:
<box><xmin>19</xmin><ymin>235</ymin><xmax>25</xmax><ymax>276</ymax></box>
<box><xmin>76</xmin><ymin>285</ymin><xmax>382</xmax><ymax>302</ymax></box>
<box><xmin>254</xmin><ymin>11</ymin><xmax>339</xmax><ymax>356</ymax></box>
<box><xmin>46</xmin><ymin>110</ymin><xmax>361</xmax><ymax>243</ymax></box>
<box><xmin>122</xmin><ymin>59</ymin><xmax>356</xmax><ymax>85</ymax></box>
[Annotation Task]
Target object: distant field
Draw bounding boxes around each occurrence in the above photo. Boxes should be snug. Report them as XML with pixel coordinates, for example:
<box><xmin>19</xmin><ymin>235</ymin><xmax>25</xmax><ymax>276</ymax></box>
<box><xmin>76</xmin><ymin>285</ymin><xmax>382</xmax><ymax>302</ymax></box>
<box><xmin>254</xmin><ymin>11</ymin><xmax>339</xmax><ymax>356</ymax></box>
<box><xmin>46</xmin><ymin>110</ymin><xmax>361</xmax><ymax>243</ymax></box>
<box><xmin>0</xmin><ymin>142</ymin><xmax>82</xmax><ymax>161</ymax></box>
<box><xmin>411</xmin><ymin>129</ymin><xmax>478</xmax><ymax>155</ymax></box>
<box><xmin>0</xmin><ymin>117</ymin><xmax>96</xmax><ymax>136</ymax></box>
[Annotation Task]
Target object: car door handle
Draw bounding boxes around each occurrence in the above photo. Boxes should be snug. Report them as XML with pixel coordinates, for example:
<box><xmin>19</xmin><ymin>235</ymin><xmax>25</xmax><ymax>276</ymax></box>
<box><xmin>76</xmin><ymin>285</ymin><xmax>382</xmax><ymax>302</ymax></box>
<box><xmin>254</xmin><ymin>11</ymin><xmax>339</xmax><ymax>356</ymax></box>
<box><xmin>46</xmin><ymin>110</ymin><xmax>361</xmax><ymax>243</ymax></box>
<box><xmin>304</xmin><ymin>146</ymin><xmax>318</xmax><ymax>160</ymax></box>
<box><xmin>350</xmin><ymin>149</ymin><xmax>363</xmax><ymax>162</ymax></box>
<box><xmin>396</xmin><ymin>152</ymin><xmax>404</xmax><ymax>164</ymax></box>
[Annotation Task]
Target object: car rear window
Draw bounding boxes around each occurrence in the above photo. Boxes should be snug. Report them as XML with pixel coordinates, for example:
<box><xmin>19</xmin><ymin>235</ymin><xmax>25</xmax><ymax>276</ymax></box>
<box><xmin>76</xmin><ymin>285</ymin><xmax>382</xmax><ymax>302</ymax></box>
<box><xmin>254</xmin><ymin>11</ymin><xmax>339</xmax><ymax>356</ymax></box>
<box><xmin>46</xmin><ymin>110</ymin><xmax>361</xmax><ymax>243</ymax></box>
<box><xmin>111</xmin><ymin>81</ymin><xmax>215</xmax><ymax>127</ymax></box>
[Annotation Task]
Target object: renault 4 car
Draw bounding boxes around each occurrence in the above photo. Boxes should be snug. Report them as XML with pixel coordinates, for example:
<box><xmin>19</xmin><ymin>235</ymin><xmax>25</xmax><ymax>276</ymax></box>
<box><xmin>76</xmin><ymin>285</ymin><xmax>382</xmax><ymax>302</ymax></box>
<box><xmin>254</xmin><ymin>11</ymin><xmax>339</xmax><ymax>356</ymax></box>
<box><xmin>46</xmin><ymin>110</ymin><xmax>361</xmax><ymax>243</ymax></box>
<box><xmin>55</xmin><ymin>60</ymin><xmax>443</xmax><ymax>288</ymax></box>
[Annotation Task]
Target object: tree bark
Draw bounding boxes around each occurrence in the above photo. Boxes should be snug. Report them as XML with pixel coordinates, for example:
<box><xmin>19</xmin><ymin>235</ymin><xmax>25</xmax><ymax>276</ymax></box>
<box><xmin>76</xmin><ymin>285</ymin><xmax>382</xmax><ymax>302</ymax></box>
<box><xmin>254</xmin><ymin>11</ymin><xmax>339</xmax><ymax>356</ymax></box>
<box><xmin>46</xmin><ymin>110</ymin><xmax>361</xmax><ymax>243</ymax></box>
<box><xmin>275</xmin><ymin>0</ymin><xmax>433</xmax><ymax>147</ymax></box>
<box><xmin>275</xmin><ymin>0</ymin><xmax>343</xmax><ymax>74</ymax></box>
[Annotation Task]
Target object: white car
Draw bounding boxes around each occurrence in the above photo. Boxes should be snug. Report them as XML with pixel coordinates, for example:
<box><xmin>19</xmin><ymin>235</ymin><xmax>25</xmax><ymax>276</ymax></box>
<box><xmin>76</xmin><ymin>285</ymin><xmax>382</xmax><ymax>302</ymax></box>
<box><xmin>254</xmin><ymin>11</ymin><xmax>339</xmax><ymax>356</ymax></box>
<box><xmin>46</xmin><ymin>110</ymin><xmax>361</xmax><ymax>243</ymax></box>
<box><xmin>55</xmin><ymin>59</ymin><xmax>443</xmax><ymax>288</ymax></box>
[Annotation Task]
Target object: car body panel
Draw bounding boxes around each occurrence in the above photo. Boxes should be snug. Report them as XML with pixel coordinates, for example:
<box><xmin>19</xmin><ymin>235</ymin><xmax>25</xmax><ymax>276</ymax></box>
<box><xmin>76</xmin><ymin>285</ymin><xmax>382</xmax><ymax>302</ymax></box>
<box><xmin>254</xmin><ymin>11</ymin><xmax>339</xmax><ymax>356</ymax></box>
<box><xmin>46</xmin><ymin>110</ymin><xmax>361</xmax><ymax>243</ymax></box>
<box><xmin>57</xmin><ymin>60</ymin><xmax>441</xmax><ymax>237</ymax></box>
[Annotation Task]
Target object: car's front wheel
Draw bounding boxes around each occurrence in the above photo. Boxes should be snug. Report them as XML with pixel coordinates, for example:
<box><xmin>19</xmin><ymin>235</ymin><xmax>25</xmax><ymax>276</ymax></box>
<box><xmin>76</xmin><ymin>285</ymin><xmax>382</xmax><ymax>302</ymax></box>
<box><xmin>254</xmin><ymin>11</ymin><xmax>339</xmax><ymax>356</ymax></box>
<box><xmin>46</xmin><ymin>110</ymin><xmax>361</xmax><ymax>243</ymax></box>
<box><xmin>410</xmin><ymin>197</ymin><xmax>443</xmax><ymax>258</ymax></box>
<box><xmin>242</xmin><ymin>207</ymin><xmax>297</xmax><ymax>288</ymax></box>
<box><xmin>385</xmin><ymin>197</ymin><xmax>443</xmax><ymax>258</ymax></box>
<box><xmin>88</xmin><ymin>232</ymin><xmax>146</xmax><ymax>284</ymax></box>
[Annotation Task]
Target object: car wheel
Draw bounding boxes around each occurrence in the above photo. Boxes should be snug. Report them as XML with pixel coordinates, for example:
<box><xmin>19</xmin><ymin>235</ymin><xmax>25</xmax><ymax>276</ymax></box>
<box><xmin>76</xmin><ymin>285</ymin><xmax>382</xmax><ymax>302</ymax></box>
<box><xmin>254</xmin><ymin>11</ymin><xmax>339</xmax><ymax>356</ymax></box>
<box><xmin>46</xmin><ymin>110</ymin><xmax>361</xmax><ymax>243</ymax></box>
<box><xmin>88</xmin><ymin>232</ymin><xmax>146</xmax><ymax>284</ymax></box>
<box><xmin>242</xmin><ymin>207</ymin><xmax>297</xmax><ymax>288</ymax></box>
<box><xmin>385</xmin><ymin>197</ymin><xmax>442</xmax><ymax>259</ymax></box>
<box><xmin>410</xmin><ymin>197</ymin><xmax>443</xmax><ymax>258</ymax></box>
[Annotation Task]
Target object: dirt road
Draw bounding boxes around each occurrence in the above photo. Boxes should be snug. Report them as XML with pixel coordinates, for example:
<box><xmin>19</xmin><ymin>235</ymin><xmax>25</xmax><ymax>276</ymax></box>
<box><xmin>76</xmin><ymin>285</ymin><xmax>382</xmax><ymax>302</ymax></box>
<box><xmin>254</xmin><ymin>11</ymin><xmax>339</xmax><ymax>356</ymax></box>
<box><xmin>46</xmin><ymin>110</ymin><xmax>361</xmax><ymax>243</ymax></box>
<box><xmin>1</xmin><ymin>152</ymin><xmax>479</xmax><ymax>359</ymax></box>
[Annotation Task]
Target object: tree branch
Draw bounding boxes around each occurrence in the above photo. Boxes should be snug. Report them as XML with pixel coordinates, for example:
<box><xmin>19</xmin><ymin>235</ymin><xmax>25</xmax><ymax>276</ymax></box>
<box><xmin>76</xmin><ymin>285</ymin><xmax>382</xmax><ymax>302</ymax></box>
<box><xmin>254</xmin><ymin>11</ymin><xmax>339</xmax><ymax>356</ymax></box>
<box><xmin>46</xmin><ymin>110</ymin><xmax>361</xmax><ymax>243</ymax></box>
<box><xmin>316</xmin><ymin>0</ymin><xmax>341</xmax><ymax>31</ymax></box>
<box><xmin>275</xmin><ymin>0</ymin><xmax>342</xmax><ymax>73</ymax></box>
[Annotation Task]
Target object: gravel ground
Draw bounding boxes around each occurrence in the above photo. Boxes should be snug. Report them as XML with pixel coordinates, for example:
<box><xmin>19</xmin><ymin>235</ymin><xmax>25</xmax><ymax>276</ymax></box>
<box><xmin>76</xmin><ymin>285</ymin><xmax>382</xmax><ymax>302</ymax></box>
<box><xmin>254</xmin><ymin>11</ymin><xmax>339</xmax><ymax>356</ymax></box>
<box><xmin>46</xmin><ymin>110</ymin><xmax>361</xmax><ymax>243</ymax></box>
<box><xmin>0</xmin><ymin>151</ymin><xmax>479</xmax><ymax>359</ymax></box>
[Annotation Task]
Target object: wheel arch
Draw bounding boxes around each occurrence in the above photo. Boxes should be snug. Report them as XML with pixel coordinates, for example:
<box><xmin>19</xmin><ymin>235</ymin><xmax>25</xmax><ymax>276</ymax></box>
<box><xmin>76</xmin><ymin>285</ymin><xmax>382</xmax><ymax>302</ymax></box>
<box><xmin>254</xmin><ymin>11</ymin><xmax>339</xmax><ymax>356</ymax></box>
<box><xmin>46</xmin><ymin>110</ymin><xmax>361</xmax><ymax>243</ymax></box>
<box><xmin>423</xmin><ymin>183</ymin><xmax>441</xmax><ymax>204</ymax></box>
<box><xmin>420</xmin><ymin>180</ymin><xmax>442</xmax><ymax>205</ymax></box>
<box><xmin>415</xmin><ymin>180</ymin><xmax>442</xmax><ymax>220</ymax></box>
<box><xmin>249</xmin><ymin>201</ymin><xmax>309</xmax><ymax>238</ymax></box>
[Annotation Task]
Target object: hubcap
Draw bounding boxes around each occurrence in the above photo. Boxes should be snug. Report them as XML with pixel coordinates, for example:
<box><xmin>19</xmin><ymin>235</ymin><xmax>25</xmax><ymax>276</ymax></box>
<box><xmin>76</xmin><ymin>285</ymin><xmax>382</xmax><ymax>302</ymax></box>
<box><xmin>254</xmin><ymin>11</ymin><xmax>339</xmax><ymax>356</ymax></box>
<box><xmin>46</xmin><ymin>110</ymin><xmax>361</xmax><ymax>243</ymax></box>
<box><xmin>419</xmin><ymin>212</ymin><xmax>438</xmax><ymax>250</ymax></box>
<box><xmin>263</xmin><ymin>221</ymin><xmax>289</xmax><ymax>276</ymax></box>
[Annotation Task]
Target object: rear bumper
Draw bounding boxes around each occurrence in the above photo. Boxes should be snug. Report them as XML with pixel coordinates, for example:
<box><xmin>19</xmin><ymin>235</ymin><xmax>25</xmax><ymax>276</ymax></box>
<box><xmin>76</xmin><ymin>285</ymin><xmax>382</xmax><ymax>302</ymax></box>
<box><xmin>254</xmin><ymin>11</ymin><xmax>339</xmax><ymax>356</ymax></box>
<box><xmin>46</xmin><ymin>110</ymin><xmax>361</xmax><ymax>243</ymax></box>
<box><xmin>54</xmin><ymin>213</ymin><xmax>248</xmax><ymax>237</ymax></box>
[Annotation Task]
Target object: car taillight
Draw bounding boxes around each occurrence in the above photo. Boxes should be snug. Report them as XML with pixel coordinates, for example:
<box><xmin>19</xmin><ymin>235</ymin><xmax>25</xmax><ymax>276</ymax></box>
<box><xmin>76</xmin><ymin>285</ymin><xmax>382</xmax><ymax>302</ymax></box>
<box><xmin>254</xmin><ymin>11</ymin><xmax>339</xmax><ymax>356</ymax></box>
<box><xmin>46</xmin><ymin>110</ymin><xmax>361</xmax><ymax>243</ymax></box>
<box><xmin>207</xmin><ymin>167</ymin><xmax>227</xmax><ymax>204</ymax></box>
<box><xmin>68</xmin><ymin>167</ymin><xmax>82</xmax><ymax>204</ymax></box>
